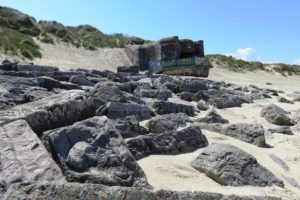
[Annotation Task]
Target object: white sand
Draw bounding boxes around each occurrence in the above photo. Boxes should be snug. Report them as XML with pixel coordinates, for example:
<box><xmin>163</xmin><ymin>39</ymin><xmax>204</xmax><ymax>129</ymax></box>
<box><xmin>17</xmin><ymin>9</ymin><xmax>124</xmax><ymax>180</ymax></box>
<box><xmin>138</xmin><ymin>68</ymin><xmax>300</xmax><ymax>199</ymax></box>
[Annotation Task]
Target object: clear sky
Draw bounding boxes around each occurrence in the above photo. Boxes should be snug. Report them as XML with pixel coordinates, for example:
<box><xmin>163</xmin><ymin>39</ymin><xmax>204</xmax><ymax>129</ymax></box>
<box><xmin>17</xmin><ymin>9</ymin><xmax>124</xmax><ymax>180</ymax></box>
<box><xmin>1</xmin><ymin>0</ymin><xmax>300</xmax><ymax>64</ymax></box>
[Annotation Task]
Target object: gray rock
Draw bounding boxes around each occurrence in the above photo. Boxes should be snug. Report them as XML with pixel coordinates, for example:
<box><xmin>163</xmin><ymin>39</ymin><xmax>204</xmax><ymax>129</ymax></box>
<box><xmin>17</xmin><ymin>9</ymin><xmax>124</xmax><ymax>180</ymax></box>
<box><xmin>22</xmin><ymin>87</ymin><xmax>56</xmax><ymax>103</ymax></box>
<box><xmin>0</xmin><ymin>90</ymin><xmax>95</xmax><ymax>135</ymax></box>
<box><xmin>12</xmin><ymin>64</ymin><xmax>59</xmax><ymax>72</ymax></box>
<box><xmin>180</xmin><ymin>78</ymin><xmax>208</xmax><ymax>93</ymax></box>
<box><xmin>117</xmin><ymin>66</ymin><xmax>139</xmax><ymax>74</ymax></box>
<box><xmin>44</xmin><ymin>117</ymin><xmax>149</xmax><ymax>187</ymax></box>
<box><xmin>177</xmin><ymin>92</ymin><xmax>194</xmax><ymax>101</ymax></box>
<box><xmin>277</xmin><ymin>96</ymin><xmax>294</xmax><ymax>104</ymax></box>
<box><xmin>208</xmin><ymin>95</ymin><xmax>244</xmax><ymax>109</ymax></box>
<box><xmin>260</xmin><ymin>104</ymin><xmax>295</xmax><ymax>126</ymax></box>
<box><xmin>115</xmin><ymin>115</ymin><xmax>144</xmax><ymax>138</ymax></box>
<box><xmin>134</xmin><ymin>88</ymin><xmax>172</xmax><ymax>100</ymax></box>
<box><xmin>0</xmin><ymin>120</ymin><xmax>65</xmax><ymax>193</ymax></box>
<box><xmin>152</xmin><ymin>75</ymin><xmax>181</xmax><ymax>93</ymax></box>
<box><xmin>151</xmin><ymin>101</ymin><xmax>195</xmax><ymax>116</ymax></box>
<box><xmin>126</xmin><ymin>126</ymin><xmax>208</xmax><ymax>160</ymax></box>
<box><xmin>191</xmin><ymin>143</ymin><xmax>284</xmax><ymax>187</ymax></box>
<box><xmin>97</xmin><ymin>102</ymin><xmax>151</xmax><ymax>120</ymax></box>
<box><xmin>69</xmin><ymin>75</ymin><xmax>94</xmax><ymax>86</ymax></box>
<box><xmin>3</xmin><ymin>182</ymin><xmax>281</xmax><ymax>200</ymax></box>
<box><xmin>197</xmin><ymin>99</ymin><xmax>209</xmax><ymax>111</ymax></box>
<box><xmin>196</xmin><ymin>108</ymin><xmax>229</xmax><ymax>124</ymax></box>
<box><xmin>146</xmin><ymin>113</ymin><xmax>192</xmax><ymax>133</ymax></box>
<box><xmin>199</xmin><ymin>123</ymin><xmax>266</xmax><ymax>147</ymax></box>
<box><xmin>267</xmin><ymin>126</ymin><xmax>293</xmax><ymax>135</ymax></box>
<box><xmin>38</xmin><ymin>76</ymin><xmax>81</xmax><ymax>90</ymax></box>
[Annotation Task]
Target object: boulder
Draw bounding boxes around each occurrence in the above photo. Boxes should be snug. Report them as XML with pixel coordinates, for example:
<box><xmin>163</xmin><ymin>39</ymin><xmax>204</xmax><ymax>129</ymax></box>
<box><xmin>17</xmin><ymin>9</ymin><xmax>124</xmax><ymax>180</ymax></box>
<box><xmin>115</xmin><ymin>115</ymin><xmax>144</xmax><ymax>138</ymax></box>
<box><xmin>151</xmin><ymin>101</ymin><xmax>195</xmax><ymax>116</ymax></box>
<box><xmin>267</xmin><ymin>126</ymin><xmax>293</xmax><ymax>135</ymax></box>
<box><xmin>277</xmin><ymin>96</ymin><xmax>294</xmax><ymax>104</ymax></box>
<box><xmin>117</xmin><ymin>66</ymin><xmax>139</xmax><ymax>74</ymax></box>
<box><xmin>38</xmin><ymin>76</ymin><xmax>81</xmax><ymax>90</ymax></box>
<box><xmin>199</xmin><ymin>123</ymin><xmax>266</xmax><ymax>147</ymax></box>
<box><xmin>3</xmin><ymin>182</ymin><xmax>280</xmax><ymax>200</ymax></box>
<box><xmin>191</xmin><ymin>143</ymin><xmax>284</xmax><ymax>187</ymax></box>
<box><xmin>177</xmin><ymin>92</ymin><xmax>194</xmax><ymax>101</ymax></box>
<box><xmin>196</xmin><ymin>108</ymin><xmax>229</xmax><ymax>124</ymax></box>
<box><xmin>133</xmin><ymin>88</ymin><xmax>172</xmax><ymax>100</ymax></box>
<box><xmin>12</xmin><ymin>64</ymin><xmax>59</xmax><ymax>72</ymax></box>
<box><xmin>0</xmin><ymin>120</ymin><xmax>65</xmax><ymax>193</ymax></box>
<box><xmin>69</xmin><ymin>75</ymin><xmax>94</xmax><ymax>86</ymax></box>
<box><xmin>208</xmin><ymin>95</ymin><xmax>244</xmax><ymax>109</ymax></box>
<box><xmin>96</xmin><ymin>102</ymin><xmax>151</xmax><ymax>120</ymax></box>
<box><xmin>22</xmin><ymin>87</ymin><xmax>56</xmax><ymax>103</ymax></box>
<box><xmin>260</xmin><ymin>104</ymin><xmax>295</xmax><ymax>126</ymax></box>
<box><xmin>180</xmin><ymin>78</ymin><xmax>208</xmax><ymax>93</ymax></box>
<box><xmin>146</xmin><ymin>113</ymin><xmax>192</xmax><ymax>133</ymax></box>
<box><xmin>44</xmin><ymin>117</ymin><xmax>149</xmax><ymax>187</ymax></box>
<box><xmin>0</xmin><ymin>90</ymin><xmax>95</xmax><ymax>135</ymax></box>
<box><xmin>197</xmin><ymin>99</ymin><xmax>209</xmax><ymax>111</ymax></box>
<box><xmin>126</xmin><ymin>126</ymin><xmax>208</xmax><ymax>160</ymax></box>
<box><xmin>152</xmin><ymin>75</ymin><xmax>181</xmax><ymax>93</ymax></box>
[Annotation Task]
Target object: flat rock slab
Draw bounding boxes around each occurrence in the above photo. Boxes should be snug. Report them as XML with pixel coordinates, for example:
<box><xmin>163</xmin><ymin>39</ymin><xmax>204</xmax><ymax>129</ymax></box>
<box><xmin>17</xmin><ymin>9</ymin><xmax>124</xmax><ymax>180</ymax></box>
<box><xmin>191</xmin><ymin>143</ymin><xmax>284</xmax><ymax>187</ymax></box>
<box><xmin>4</xmin><ymin>182</ymin><xmax>281</xmax><ymax>200</ymax></box>
<box><xmin>44</xmin><ymin>117</ymin><xmax>149</xmax><ymax>187</ymax></box>
<box><xmin>97</xmin><ymin>102</ymin><xmax>151</xmax><ymax>120</ymax></box>
<box><xmin>0</xmin><ymin>90</ymin><xmax>95</xmax><ymax>135</ymax></box>
<box><xmin>260</xmin><ymin>104</ymin><xmax>295</xmax><ymax>126</ymax></box>
<box><xmin>0</xmin><ymin>120</ymin><xmax>65</xmax><ymax>193</ymax></box>
<box><xmin>199</xmin><ymin>123</ymin><xmax>266</xmax><ymax>147</ymax></box>
<box><xmin>126</xmin><ymin>126</ymin><xmax>208</xmax><ymax>160</ymax></box>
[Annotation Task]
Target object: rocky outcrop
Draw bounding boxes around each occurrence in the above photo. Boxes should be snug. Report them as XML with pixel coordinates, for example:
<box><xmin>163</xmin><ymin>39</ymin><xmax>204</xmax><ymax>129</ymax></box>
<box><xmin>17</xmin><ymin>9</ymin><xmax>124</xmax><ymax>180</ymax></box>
<box><xmin>0</xmin><ymin>90</ymin><xmax>95</xmax><ymax>135</ymax></box>
<box><xmin>260</xmin><ymin>104</ymin><xmax>295</xmax><ymax>126</ymax></box>
<box><xmin>115</xmin><ymin>115</ymin><xmax>144</xmax><ymax>138</ymax></box>
<box><xmin>191</xmin><ymin>143</ymin><xmax>284</xmax><ymax>187</ymax></box>
<box><xmin>199</xmin><ymin>123</ymin><xmax>266</xmax><ymax>147</ymax></box>
<box><xmin>3</xmin><ymin>182</ymin><xmax>281</xmax><ymax>200</ymax></box>
<box><xmin>0</xmin><ymin>120</ymin><xmax>65</xmax><ymax>193</ymax></box>
<box><xmin>150</xmin><ymin>100</ymin><xmax>195</xmax><ymax>116</ymax></box>
<box><xmin>44</xmin><ymin>117</ymin><xmax>149</xmax><ymax>187</ymax></box>
<box><xmin>97</xmin><ymin>102</ymin><xmax>151</xmax><ymax>120</ymax></box>
<box><xmin>126</xmin><ymin>126</ymin><xmax>208</xmax><ymax>160</ymax></box>
<box><xmin>146</xmin><ymin>113</ymin><xmax>192</xmax><ymax>133</ymax></box>
<box><xmin>38</xmin><ymin>76</ymin><xmax>81</xmax><ymax>90</ymax></box>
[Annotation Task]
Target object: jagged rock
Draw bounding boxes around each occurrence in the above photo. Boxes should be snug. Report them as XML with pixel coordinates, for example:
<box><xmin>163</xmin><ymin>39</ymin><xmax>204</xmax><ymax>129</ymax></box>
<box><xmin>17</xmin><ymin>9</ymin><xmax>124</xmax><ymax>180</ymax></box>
<box><xmin>12</xmin><ymin>64</ymin><xmax>59</xmax><ymax>72</ymax></box>
<box><xmin>199</xmin><ymin>123</ymin><xmax>266</xmax><ymax>147</ymax></box>
<box><xmin>107</xmin><ymin>72</ymin><xmax>129</xmax><ymax>83</ymax></box>
<box><xmin>126</xmin><ymin>126</ymin><xmax>208</xmax><ymax>160</ymax></box>
<box><xmin>69</xmin><ymin>75</ymin><xmax>94</xmax><ymax>86</ymax></box>
<box><xmin>146</xmin><ymin>113</ymin><xmax>192</xmax><ymax>133</ymax></box>
<box><xmin>192</xmin><ymin>90</ymin><xmax>209</xmax><ymax>102</ymax></box>
<box><xmin>22</xmin><ymin>87</ymin><xmax>56</xmax><ymax>103</ymax></box>
<box><xmin>152</xmin><ymin>75</ymin><xmax>181</xmax><ymax>93</ymax></box>
<box><xmin>3</xmin><ymin>182</ymin><xmax>281</xmax><ymax>200</ymax></box>
<box><xmin>151</xmin><ymin>100</ymin><xmax>195</xmax><ymax>116</ymax></box>
<box><xmin>0</xmin><ymin>90</ymin><xmax>95</xmax><ymax>135</ymax></box>
<box><xmin>44</xmin><ymin>117</ymin><xmax>149</xmax><ymax>187</ymax></box>
<box><xmin>208</xmin><ymin>95</ymin><xmax>244</xmax><ymax>109</ymax></box>
<box><xmin>191</xmin><ymin>143</ymin><xmax>284</xmax><ymax>187</ymax></box>
<box><xmin>0</xmin><ymin>120</ymin><xmax>65</xmax><ymax>193</ymax></box>
<box><xmin>260</xmin><ymin>104</ymin><xmax>295</xmax><ymax>126</ymax></box>
<box><xmin>197</xmin><ymin>99</ymin><xmax>209</xmax><ymax>111</ymax></box>
<box><xmin>115</xmin><ymin>115</ymin><xmax>144</xmax><ymax>138</ymax></box>
<box><xmin>38</xmin><ymin>76</ymin><xmax>81</xmax><ymax>90</ymax></box>
<box><xmin>179</xmin><ymin>78</ymin><xmax>208</xmax><ymax>93</ymax></box>
<box><xmin>177</xmin><ymin>92</ymin><xmax>194</xmax><ymax>101</ymax></box>
<box><xmin>196</xmin><ymin>108</ymin><xmax>229</xmax><ymax>124</ymax></box>
<box><xmin>117</xmin><ymin>66</ymin><xmax>139</xmax><ymax>74</ymax></box>
<box><xmin>277</xmin><ymin>96</ymin><xmax>294</xmax><ymax>104</ymax></box>
<box><xmin>89</xmin><ymin>84</ymin><xmax>126</xmax><ymax>103</ymax></box>
<box><xmin>133</xmin><ymin>88</ymin><xmax>172</xmax><ymax>100</ymax></box>
<box><xmin>96</xmin><ymin>102</ymin><xmax>151</xmax><ymax>120</ymax></box>
<box><xmin>267</xmin><ymin>126</ymin><xmax>293</xmax><ymax>135</ymax></box>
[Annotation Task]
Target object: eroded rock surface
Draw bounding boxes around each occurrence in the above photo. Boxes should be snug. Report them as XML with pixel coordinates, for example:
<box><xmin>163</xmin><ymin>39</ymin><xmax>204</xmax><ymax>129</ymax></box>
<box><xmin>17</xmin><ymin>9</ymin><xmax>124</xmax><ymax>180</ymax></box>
<box><xmin>191</xmin><ymin>143</ymin><xmax>284</xmax><ymax>187</ymax></box>
<box><xmin>260</xmin><ymin>104</ymin><xmax>295</xmax><ymax>126</ymax></box>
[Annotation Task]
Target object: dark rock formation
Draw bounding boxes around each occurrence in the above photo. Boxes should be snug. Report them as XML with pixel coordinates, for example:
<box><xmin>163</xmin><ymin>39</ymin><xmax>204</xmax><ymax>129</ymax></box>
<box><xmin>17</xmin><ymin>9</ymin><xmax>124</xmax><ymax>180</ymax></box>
<box><xmin>267</xmin><ymin>126</ymin><xmax>293</xmax><ymax>135</ymax></box>
<box><xmin>191</xmin><ymin>143</ymin><xmax>284</xmax><ymax>187</ymax></box>
<box><xmin>133</xmin><ymin>88</ymin><xmax>172</xmax><ymax>100</ymax></box>
<box><xmin>150</xmin><ymin>101</ymin><xmax>195</xmax><ymax>116</ymax></box>
<box><xmin>3</xmin><ymin>182</ymin><xmax>281</xmax><ymax>200</ymax></box>
<box><xmin>44</xmin><ymin>117</ymin><xmax>149</xmax><ymax>187</ymax></box>
<box><xmin>197</xmin><ymin>99</ymin><xmax>209</xmax><ymax>111</ymax></box>
<box><xmin>260</xmin><ymin>104</ymin><xmax>295</xmax><ymax>126</ymax></box>
<box><xmin>38</xmin><ymin>76</ymin><xmax>81</xmax><ymax>90</ymax></box>
<box><xmin>199</xmin><ymin>123</ymin><xmax>266</xmax><ymax>147</ymax></box>
<box><xmin>126</xmin><ymin>126</ymin><xmax>208</xmax><ymax>160</ymax></box>
<box><xmin>0</xmin><ymin>90</ymin><xmax>95</xmax><ymax>135</ymax></box>
<box><xmin>277</xmin><ymin>96</ymin><xmax>294</xmax><ymax>104</ymax></box>
<box><xmin>115</xmin><ymin>115</ymin><xmax>144</xmax><ymax>138</ymax></box>
<box><xmin>12</xmin><ymin>64</ymin><xmax>59</xmax><ymax>72</ymax></box>
<box><xmin>0</xmin><ymin>120</ymin><xmax>65</xmax><ymax>193</ymax></box>
<box><xmin>69</xmin><ymin>75</ymin><xmax>94</xmax><ymax>86</ymax></box>
<box><xmin>146</xmin><ymin>113</ymin><xmax>192</xmax><ymax>133</ymax></box>
<box><xmin>96</xmin><ymin>102</ymin><xmax>151</xmax><ymax>120</ymax></box>
<box><xmin>196</xmin><ymin>108</ymin><xmax>229</xmax><ymax>124</ymax></box>
<box><xmin>117</xmin><ymin>66</ymin><xmax>140</xmax><ymax>74</ymax></box>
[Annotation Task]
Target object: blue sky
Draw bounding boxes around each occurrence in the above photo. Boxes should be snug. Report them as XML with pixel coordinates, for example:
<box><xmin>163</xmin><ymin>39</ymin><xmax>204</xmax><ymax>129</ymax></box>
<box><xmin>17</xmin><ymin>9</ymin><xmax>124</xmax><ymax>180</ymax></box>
<box><xmin>1</xmin><ymin>0</ymin><xmax>300</xmax><ymax>64</ymax></box>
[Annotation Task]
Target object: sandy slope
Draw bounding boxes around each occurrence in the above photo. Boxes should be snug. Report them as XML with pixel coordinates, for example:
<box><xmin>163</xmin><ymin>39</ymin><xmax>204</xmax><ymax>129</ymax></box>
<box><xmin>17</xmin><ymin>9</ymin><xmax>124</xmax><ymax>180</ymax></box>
<box><xmin>138</xmin><ymin>68</ymin><xmax>300</xmax><ymax>199</ymax></box>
